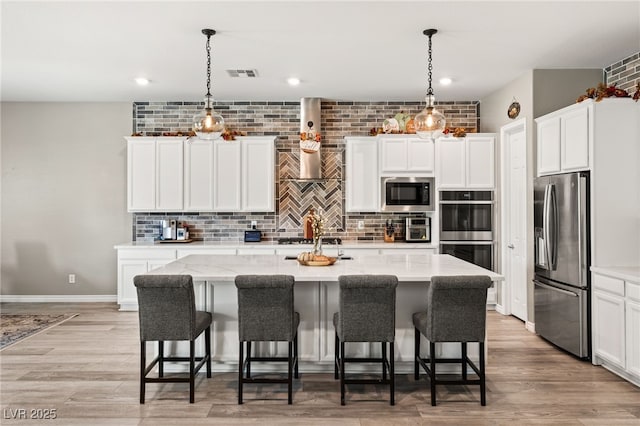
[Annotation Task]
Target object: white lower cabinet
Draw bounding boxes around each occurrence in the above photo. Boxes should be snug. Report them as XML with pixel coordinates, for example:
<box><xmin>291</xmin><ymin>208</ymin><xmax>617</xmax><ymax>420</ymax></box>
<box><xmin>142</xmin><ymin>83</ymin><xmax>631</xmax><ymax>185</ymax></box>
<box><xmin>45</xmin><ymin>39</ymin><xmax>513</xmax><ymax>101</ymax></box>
<box><xmin>117</xmin><ymin>249</ymin><xmax>177</xmax><ymax>311</ymax></box>
<box><xmin>592</xmin><ymin>270</ymin><xmax>640</xmax><ymax>386</ymax></box>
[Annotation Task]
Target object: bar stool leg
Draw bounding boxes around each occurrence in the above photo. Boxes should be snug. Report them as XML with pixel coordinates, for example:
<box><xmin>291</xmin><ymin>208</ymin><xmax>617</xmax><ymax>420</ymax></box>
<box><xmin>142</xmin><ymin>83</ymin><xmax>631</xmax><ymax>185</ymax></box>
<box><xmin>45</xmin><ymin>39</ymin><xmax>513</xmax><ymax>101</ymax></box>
<box><xmin>189</xmin><ymin>340</ymin><xmax>195</xmax><ymax>403</ymax></box>
<box><xmin>340</xmin><ymin>341</ymin><xmax>346</xmax><ymax>406</ymax></box>
<box><xmin>158</xmin><ymin>341</ymin><xmax>164</xmax><ymax>377</ymax></box>
<box><xmin>414</xmin><ymin>328</ymin><xmax>420</xmax><ymax>380</ymax></box>
<box><xmin>246</xmin><ymin>341</ymin><xmax>252</xmax><ymax>379</ymax></box>
<box><xmin>205</xmin><ymin>326</ymin><xmax>212</xmax><ymax>378</ymax></box>
<box><xmin>382</xmin><ymin>342</ymin><xmax>387</xmax><ymax>381</ymax></box>
<box><xmin>294</xmin><ymin>333</ymin><xmax>299</xmax><ymax>379</ymax></box>
<box><xmin>334</xmin><ymin>332</ymin><xmax>339</xmax><ymax>379</ymax></box>
<box><xmin>480</xmin><ymin>341</ymin><xmax>486</xmax><ymax>406</ymax></box>
<box><xmin>238</xmin><ymin>341</ymin><xmax>244</xmax><ymax>405</ymax></box>
<box><xmin>430</xmin><ymin>341</ymin><xmax>436</xmax><ymax>406</ymax></box>
<box><xmin>288</xmin><ymin>341</ymin><xmax>293</xmax><ymax>405</ymax></box>
<box><xmin>140</xmin><ymin>341</ymin><xmax>146</xmax><ymax>404</ymax></box>
<box><xmin>390</xmin><ymin>342</ymin><xmax>395</xmax><ymax>406</ymax></box>
<box><xmin>462</xmin><ymin>342</ymin><xmax>467</xmax><ymax>381</ymax></box>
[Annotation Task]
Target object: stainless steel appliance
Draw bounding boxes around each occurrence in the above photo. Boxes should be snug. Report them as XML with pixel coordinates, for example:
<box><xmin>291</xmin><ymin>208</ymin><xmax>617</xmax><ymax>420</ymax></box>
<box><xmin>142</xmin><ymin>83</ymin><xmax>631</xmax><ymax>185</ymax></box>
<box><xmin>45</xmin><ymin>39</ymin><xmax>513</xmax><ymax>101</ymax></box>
<box><xmin>440</xmin><ymin>191</ymin><xmax>493</xmax><ymax>241</ymax></box>
<box><xmin>534</xmin><ymin>171</ymin><xmax>590</xmax><ymax>359</ymax></box>
<box><xmin>405</xmin><ymin>217</ymin><xmax>431</xmax><ymax>242</ymax></box>
<box><xmin>381</xmin><ymin>177</ymin><xmax>434</xmax><ymax>212</ymax></box>
<box><xmin>439</xmin><ymin>190</ymin><xmax>495</xmax><ymax>271</ymax></box>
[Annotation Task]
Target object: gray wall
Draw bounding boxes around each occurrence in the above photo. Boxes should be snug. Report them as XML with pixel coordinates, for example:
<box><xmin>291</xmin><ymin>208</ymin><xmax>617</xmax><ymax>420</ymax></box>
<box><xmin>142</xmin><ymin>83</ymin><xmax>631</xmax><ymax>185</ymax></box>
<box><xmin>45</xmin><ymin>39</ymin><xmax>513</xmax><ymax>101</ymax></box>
<box><xmin>1</xmin><ymin>102</ymin><xmax>132</xmax><ymax>296</ymax></box>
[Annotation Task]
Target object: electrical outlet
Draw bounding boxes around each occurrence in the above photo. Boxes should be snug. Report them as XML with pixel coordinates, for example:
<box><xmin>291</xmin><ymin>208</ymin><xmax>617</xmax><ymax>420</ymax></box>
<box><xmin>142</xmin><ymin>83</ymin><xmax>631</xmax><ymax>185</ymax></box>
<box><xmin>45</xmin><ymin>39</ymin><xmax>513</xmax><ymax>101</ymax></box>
<box><xmin>68</xmin><ymin>274</ymin><xmax>76</xmax><ymax>284</ymax></box>
<box><xmin>357</xmin><ymin>220</ymin><xmax>365</xmax><ymax>230</ymax></box>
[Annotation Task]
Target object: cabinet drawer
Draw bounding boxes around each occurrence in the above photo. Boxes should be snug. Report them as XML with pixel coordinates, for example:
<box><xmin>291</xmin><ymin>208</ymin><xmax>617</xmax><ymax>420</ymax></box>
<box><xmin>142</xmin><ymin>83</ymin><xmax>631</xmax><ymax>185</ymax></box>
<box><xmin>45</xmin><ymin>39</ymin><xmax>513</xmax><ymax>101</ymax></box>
<box><xmin>177</xmin><ymin>248</ymin><xmax>237</xmax><ymax>258</ymax></box>
<box><xmin>593</xmin><ymin>273</ymin><xmax>625</xmax><ymax>296</ymax></box>
<box><xmin>118</xmin><ymin>249</ymin><xmax>176</xmax><ymax>260</ymax></box>
<box><xmin>627</xmin><ymin>282</ymin><xmax>640</xmax><ymax>303</ymax></box>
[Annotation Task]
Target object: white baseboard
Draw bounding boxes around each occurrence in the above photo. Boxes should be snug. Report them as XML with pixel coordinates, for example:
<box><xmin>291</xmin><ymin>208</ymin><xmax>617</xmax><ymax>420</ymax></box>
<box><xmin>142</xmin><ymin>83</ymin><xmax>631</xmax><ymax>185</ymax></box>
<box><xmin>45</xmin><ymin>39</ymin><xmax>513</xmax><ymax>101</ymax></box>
<box><xmin>0</xmin><ymin>295</ymin><xmax>117</xmax><ymax>303</ymax></box>
<box><xmin>525</xmin><ymin>321</ymin><xmax>536</xmax><ymax>333</ymax></box>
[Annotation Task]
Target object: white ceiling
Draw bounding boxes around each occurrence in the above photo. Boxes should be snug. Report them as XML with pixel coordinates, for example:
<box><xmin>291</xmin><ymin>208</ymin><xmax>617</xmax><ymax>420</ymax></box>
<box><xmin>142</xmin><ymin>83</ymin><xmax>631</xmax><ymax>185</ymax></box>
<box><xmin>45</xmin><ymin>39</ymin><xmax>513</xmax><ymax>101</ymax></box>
<box><xmin>2</xmin><ymin>1</ymin><xmax>639</xmax><ymax>102</ymax></box>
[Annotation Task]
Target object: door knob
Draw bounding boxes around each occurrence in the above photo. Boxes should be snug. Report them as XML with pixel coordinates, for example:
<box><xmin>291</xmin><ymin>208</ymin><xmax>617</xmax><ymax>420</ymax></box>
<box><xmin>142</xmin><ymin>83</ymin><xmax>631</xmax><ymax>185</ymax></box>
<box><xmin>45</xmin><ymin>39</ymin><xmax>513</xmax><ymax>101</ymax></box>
<box><xmin>507</xmin><ymin>244</ymin><xmax>515</xmax><ymax>249</ymax></box>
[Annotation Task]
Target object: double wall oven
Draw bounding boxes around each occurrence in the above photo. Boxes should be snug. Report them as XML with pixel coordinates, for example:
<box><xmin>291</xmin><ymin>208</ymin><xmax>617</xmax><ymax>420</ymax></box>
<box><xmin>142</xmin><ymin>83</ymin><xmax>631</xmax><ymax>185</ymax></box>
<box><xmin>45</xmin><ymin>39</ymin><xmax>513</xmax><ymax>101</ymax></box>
<box><xmin>439</xmin><ymin>190</ymin><xmax>495</xmax><ymax>271</ymax></box>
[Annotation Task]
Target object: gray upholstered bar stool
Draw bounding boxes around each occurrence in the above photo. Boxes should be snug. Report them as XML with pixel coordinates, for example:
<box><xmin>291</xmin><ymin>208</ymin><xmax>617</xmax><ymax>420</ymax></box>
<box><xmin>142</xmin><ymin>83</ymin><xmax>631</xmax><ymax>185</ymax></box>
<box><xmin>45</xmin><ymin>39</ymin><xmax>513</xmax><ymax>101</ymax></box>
<box><xmin>413</xmin><ymin>275</ymin><xmax>492</xmax><ymax>406</ymax></box>
<box><xmin>134</xmin><ymin>274</ymin><xmax>212</xmax><ymax>404</ymax></box>
<box><xmin>333</xmin><ymin>274</ymin><xmax>398</xmax><ymax>406</ymax></box>
<box><xmin>235</xmin><ymin>275</ymin><xmax>300</xmax><ymax>405</ymax></box>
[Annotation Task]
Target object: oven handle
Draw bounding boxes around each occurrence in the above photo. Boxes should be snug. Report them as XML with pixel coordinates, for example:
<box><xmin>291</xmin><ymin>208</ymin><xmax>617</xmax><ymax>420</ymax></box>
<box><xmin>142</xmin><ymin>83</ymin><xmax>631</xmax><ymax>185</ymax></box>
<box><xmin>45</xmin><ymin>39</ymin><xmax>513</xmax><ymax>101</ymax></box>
<box><xmin>439</xmin><ymin>200</ymin><xmax>494</xmax><ymax>205</ymax></box>
<box><xmin>440</xmin><ymin>241</ymin><xmax>494</xmax><ymax>245</ymax></box>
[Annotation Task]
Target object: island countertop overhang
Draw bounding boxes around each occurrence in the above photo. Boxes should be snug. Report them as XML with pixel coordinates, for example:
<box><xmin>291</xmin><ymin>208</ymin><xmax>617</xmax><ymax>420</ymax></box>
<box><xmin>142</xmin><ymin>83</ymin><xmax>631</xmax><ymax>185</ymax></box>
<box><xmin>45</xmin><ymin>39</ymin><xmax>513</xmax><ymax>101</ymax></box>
<box><xmin>145</xmin><ymin>253</ymin><xmax>503</xmax><ymax>283</ymax></box>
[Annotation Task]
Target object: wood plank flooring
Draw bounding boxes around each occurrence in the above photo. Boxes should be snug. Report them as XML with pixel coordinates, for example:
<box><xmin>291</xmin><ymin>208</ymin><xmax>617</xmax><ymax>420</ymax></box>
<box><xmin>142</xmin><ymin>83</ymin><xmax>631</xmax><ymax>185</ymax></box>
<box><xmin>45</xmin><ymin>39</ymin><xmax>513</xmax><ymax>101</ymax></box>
<box><xmin>1</xmin><ymin>303</ymin><xmax>639</xmax><ymax>425</ymax></box>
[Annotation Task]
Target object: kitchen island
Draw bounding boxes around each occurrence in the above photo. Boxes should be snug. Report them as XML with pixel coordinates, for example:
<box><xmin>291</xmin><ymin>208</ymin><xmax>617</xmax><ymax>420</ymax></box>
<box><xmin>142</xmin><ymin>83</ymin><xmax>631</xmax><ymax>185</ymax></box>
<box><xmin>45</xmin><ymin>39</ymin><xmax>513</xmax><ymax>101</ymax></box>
<box><xmin>146</xmin><ymin>253</ymin><xmax>503</xmax><ymax>373</ymax></box>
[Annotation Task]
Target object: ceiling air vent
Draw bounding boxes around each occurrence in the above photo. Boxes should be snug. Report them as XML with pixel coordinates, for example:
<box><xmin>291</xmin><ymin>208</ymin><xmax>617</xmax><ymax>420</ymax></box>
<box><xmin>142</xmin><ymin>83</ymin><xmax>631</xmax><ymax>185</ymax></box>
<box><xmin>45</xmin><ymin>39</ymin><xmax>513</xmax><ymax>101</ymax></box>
<box><xmin>226</xmin><ymin>69</ymin><xmax>258</xmax><ymax>78</ymax></box>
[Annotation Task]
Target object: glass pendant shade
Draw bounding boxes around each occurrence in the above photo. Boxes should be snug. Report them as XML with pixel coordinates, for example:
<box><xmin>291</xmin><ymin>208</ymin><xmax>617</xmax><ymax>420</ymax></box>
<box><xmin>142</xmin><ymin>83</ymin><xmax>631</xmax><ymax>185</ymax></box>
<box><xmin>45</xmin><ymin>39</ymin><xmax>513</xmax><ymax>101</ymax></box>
<box><xmin>193</xmin><ymin>107</ymin><xmax>224</xmax><ymax>140</ymax></box>
<box><xmin>414</xmin><ymin>96</ymin><xmax>446</xmax><ymax>139</ymax></box>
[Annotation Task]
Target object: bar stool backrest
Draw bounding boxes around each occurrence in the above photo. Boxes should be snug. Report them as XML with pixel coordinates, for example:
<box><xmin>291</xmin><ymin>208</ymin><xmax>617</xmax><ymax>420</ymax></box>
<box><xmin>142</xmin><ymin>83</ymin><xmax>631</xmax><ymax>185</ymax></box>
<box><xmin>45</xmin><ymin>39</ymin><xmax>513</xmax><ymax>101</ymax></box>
<box><xmin>235</xmin><ymin>275</ymin><xmax>296</xmax><ymax>342</ymax></box>
<box><xmin>425</xmin><ymin>275</ymin><xmax>492</xmax><ymax>343</ymax></box>
<box><xmin>337</xmin><ymin>275</ymin><xmax>398</xmax><ymax>342</ymax></box>
<box><xmin>134</xmin><ymin>275</ymin><xmax>197</xmax><ymax>342</ymax></box>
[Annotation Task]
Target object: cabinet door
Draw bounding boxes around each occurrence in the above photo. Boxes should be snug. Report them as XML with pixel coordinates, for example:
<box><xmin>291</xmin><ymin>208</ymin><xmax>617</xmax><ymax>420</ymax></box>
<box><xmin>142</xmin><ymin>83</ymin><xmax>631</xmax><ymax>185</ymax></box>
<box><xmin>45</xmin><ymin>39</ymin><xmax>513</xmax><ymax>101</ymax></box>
<box><xmin>156</xmin><ymin>138</ymin><xmax>184</xmax><ymax>211</ymax></box>
<box><xmin>537</xmin><ymin>116</ymin><xmax>561</xmax><ymax>176</ymax></box>
<box><xmin>593</xmin><ymin>290</ymin><xmax>625</xmax><ymax>369</ymax></box>
<box><xmin>127</xmin><ymin>138</ymin><xmax>156</xmax><ymax>211</ymax></box>
<box><xmin>436</xmin><ymin>138</ymin><xmax>466</xmax><ymax>188</ymax></box>
<box><xmin>379</xmin><ymin>138</ymin><xmax>408</xmax><ymax>173</ymax></box>
<box><xmin>626</xmin><ymin>296</ymin><xmax>640</xmax><ymax>378</ymax></box>
<box><xmin>345</xmin><ymin>138</ymin><xmax>379</xmax><ymax>212</ymax></box>
<box><xmin>466</xmin><ymin>136</ymin><xmax>495</xmax><ymax>188</ymax></box>
<box><xmin>242</xmin><ymin>138</ymin><xmax>274</xmax><ymax>212</ymax></box>
<box><xmin>407</xmin><ymin>139</ymin><xmax>434</xmax><ymax>174</ymax></box>
<box><xmin>213</xmin><ymin>140</ymin><xmax>241</xmax><ymax>211</ymax></box>
<box><xmin>561</xmin><ymin>106</ymin><xmax>590</xmax><ymax>172</ymax></box>
<box><xmin>117</xmin><ymin>260</ymin><xmax>147</xmax><ymax>310</ymax></box>
<box><xmin>184</xmin><ymin>139</ymin><xmax>215</xmax><ymax>211</ymax></box>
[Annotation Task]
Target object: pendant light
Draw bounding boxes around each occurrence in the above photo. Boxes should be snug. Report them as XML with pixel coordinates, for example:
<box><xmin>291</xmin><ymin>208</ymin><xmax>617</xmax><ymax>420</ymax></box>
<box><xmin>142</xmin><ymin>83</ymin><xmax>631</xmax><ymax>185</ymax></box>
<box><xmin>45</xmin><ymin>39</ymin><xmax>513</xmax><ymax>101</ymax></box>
<box><xmin>414</xmin><ymin>29</ymin><xmax>446</xmax><ymax>139</ymax></box>
<box><xmin>193</xmin><ymin>29</ymin><xmax>224</xmax><ymax>140</ymax></box>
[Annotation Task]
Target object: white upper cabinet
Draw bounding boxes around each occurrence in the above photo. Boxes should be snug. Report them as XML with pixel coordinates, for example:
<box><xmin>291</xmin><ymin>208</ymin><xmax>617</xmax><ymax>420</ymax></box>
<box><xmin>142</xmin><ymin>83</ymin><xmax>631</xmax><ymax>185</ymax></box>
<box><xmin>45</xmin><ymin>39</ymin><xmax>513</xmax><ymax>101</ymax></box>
<box><xmin>156</xmin><ymin>138</ymin><xmax>184</xmax><ymax>211</ymax></box>
<box><xmin>379</xmin><ymin>136</ymin><xmax>434</xmax><ymax>176</ymax></box>
<box><xmin>536</xmin><ymin>101</ymin><xmax>590</xmax><ymax>176</ymax></box>
<box><xmin>241</xmin><ymin>137</ymin><xmax>275</xmax><ymax>212</ymax></box>
<box><xmin>184</xmin><ymin>138</ymin><xmax>215</xmax><ymax>211</ymax></box>
<box><xmin>345</xmin><ymin>137</ymin><xmax>379</xmax><ymax>212</ymax></box>
<box><xmin>213</xmin><ymin>136</ymin><xmax>275</xmax><ymax>212</ymax></box>
<box><xmin>213</xmin><ymin>139</ymin><xmax>242</xmax><ymax>211</ymax></box>
<box><xmin>435</xmin><ymin>134</ymin><xmax>495</xmax><ymax>189</ymax></box>
<box><xmin>127</xmin><ymin>137</ymin><xmax>186</xmax><ymax>212</ymax></box>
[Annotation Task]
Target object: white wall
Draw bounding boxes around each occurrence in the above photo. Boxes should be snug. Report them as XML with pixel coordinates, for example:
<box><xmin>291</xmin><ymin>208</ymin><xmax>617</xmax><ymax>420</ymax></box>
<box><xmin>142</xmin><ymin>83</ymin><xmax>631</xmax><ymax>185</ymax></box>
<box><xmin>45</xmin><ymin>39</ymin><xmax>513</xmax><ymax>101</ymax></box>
<box><xmin>1</xmin><ymin>102</ymin><xmax>132</xmax><ymax>296</ymax></box>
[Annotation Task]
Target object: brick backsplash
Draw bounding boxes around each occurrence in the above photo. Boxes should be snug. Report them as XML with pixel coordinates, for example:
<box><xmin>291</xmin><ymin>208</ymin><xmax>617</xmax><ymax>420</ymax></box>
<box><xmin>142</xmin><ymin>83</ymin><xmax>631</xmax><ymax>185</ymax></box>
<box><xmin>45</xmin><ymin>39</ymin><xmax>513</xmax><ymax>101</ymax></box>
<box><xmin>605</xmin><ymin>51</ymin><xmax>640</xmax><ymax>92</ymax></box>
<box><xmin>131</xmin><ymin>100</ymin><xmax>478</xmax><ymax>242</ymax></box>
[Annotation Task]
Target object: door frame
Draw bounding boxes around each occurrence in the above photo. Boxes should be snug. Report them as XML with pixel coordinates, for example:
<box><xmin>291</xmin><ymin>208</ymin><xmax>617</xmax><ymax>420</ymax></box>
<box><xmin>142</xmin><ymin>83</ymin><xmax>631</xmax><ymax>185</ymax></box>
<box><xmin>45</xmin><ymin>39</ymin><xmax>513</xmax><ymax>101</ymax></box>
<box><xmin>499</xmin><ymin>118</ymin><xmax>527</xmax><ymax>319</ymax></box>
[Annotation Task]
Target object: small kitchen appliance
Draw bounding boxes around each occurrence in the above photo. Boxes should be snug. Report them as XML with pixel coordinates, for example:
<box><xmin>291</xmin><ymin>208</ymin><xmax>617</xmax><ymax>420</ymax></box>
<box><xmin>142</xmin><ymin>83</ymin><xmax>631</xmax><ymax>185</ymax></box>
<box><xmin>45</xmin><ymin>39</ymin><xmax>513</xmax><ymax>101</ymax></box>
<box><xmin>405</xmin><ymin>217</ymin><xmax>431</xmax><ymax>242</ymax></box>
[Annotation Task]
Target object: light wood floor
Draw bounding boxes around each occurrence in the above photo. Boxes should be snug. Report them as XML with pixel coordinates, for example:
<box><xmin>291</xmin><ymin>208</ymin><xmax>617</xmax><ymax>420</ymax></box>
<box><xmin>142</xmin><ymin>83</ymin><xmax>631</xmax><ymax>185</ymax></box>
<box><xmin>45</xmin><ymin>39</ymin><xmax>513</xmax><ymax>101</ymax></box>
<box><xmin>1</xmin><ymin>303</ymin><xmax>639</xmax><ymax>425</ymax></box>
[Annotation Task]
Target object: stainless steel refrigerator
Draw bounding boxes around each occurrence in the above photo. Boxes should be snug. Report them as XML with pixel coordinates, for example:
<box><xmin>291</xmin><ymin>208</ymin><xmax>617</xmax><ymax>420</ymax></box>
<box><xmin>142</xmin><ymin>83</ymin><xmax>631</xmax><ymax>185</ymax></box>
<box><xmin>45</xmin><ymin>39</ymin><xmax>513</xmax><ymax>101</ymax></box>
<box><xmin>534</xmin><ymin>171</ymin><xmax>590</xmax><ymax>359</ymax></box>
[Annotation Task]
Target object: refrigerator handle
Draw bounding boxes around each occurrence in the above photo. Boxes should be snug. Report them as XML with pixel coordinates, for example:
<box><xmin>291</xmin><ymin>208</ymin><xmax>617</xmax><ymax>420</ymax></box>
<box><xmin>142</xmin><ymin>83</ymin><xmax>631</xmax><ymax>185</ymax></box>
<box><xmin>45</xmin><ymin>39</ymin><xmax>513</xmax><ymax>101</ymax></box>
<box><xmin>543</xmin><ymin>184</ymin><xmax>552</xmax><ymax>270</ymax></box>
<box><xmin>549</xmin><ymin>183</ymin><xmax>558</xmax><ymax>269</ymax></box>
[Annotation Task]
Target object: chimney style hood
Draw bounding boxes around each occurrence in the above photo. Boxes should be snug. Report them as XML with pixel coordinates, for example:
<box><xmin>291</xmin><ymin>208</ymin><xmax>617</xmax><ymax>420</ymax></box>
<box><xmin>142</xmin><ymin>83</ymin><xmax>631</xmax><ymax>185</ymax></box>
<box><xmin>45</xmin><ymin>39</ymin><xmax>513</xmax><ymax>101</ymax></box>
<box><xmin>299</xmin><ymin>97</ymin><xmax>322</xmax><ymax>180</ymax></box>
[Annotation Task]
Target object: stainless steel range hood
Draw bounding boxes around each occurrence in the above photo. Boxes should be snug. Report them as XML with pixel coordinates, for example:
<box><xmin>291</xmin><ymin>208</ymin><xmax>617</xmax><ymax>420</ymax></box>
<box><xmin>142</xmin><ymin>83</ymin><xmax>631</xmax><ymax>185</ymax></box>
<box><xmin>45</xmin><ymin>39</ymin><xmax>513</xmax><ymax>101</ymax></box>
<box><xmin>299</xmin><ymin>97</ymin><xmax>322</xmax><ymax>180</ymax></box>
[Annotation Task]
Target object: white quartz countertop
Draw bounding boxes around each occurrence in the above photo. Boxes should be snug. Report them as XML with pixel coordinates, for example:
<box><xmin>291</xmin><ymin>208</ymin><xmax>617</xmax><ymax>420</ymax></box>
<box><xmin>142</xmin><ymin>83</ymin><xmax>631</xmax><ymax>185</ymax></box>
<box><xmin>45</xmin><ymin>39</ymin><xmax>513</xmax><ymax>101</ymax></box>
<box><xmin>591</xmin><ymin>266</ymin><xmax>640</xmax><ymax>283</ymax></box>
<box><xmin>114</xmin><ymin>240</ymin><xmax>438</xmax><ymax>250</ymax></box>
<box><xmin>145</xmin><ymin>253</ymin><xmax>503</xmax><ymax>283</ymax></box>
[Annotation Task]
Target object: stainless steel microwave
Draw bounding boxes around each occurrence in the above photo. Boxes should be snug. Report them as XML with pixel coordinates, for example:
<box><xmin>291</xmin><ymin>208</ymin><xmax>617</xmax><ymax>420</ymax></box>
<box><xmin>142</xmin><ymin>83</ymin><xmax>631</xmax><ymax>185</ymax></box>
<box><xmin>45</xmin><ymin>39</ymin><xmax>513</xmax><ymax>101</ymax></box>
<box><xmin>381</xmin><ymin>177</ymin><xmax>434</xmax><ymax>212</ymax></box>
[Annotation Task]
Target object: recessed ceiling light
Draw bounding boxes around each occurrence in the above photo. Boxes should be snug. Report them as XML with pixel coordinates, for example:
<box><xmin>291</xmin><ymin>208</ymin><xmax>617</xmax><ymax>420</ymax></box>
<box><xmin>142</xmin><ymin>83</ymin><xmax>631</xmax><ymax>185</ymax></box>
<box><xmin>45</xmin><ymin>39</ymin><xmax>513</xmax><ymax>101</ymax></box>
<box><xmin>287</xmin><ymin>77</ymin><xmax>300</xmax><ymax>86</ymax></box>
<box><xmin>439</xmin><ymin>77</ymin><xmax>452</xmax><ymax>86</ymax></box>
<box><xmin>135</xmin><ymin>77</ymin><xmax>150</xmax><ymax>86</ymax></box>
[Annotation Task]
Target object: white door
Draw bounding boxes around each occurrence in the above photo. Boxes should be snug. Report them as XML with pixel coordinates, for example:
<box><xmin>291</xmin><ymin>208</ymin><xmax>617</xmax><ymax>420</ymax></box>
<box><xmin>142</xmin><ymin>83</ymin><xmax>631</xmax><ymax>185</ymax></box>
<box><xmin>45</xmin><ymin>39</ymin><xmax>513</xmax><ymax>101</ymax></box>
<box><xmin>184</xmin><ymin>138</ymin><xmax>215</xmax><ymax>211</ymax></box>
<box><xmin>156</xmin><ymin>138</ymin><xmax>184</xmax><ymax>211</ymax></box>
<box><xmin>345</xmin><ymin>137</ymin><xmax>379</xmax><ymax>212</ymax></box>
<box><xmin>435</xmin><ymin>137</ymin><xmax>466</xmax><ymax>188</ymax></box>
<box><xmin>501</xmin><ymin>119</ymin><xmax>527</xmax><ymax>320</ymax></box>
<box><xmin>213</xmin><ymin>140</ymin><xmax>242</xmax><ymax>211</ymax></box>
<box><xmin>466</xmin><ymin>136</ymin><xmax>495</xmax><ymax>188</ymax></box>
<box><xmin>242</xmin><ymin>137</ymin><xmax>275</xmax><ymax>212</ymax></box>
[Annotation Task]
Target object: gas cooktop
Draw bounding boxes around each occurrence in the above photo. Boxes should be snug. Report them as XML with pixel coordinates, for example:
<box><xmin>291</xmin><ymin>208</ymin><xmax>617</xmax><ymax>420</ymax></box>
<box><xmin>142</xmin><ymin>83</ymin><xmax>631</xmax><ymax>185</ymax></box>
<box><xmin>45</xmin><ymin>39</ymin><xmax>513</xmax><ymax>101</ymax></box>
<box><xmin>277</xmin><ymin>237</ymin><xmax>342</xmax><ymax>245</ymax></box>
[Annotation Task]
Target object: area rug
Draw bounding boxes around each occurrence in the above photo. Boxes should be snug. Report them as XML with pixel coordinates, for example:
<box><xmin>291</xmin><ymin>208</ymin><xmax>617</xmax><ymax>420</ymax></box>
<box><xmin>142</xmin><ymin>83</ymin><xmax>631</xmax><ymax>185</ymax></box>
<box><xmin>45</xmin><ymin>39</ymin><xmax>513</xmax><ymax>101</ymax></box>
<box><xmin>0</xmin><ymin>313</ymin><xmax>78</xmax><ymax>350</ymax></box>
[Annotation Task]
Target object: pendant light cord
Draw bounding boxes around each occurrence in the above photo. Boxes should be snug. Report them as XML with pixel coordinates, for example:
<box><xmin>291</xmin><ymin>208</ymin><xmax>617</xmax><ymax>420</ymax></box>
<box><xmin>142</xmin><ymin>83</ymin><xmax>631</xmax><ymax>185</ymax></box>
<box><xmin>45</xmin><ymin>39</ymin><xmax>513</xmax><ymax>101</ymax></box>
<box><xmin>426</xmin><ymin>32</ymin><xmax>434</xmax><ymax>97</ymax></box>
